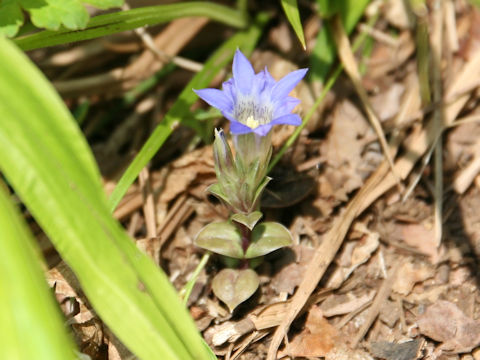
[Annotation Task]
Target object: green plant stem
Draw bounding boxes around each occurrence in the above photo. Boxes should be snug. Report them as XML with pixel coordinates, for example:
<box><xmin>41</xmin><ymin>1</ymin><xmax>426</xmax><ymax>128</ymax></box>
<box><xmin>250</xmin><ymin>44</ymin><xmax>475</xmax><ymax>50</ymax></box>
<box><xmin>181</xmin><ymin>252</ymin><xmax>211</xmax><ymax>306</ymax></box>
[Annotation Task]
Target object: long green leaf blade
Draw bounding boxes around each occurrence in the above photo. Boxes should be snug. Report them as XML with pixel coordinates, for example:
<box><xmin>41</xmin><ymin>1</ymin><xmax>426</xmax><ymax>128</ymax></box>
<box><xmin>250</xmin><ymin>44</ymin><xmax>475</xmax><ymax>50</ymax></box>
<box><xmin>312</xmin><ymin>0</ymin><xmax>370</xmax><ymax>82</ymax></box>
<box><xmin>280</xmin><ymin>0</ymin><xmax>306</xmax><ymax>49</ymax></box>
<box><xmin>0</xmin><ymin>184</ymin><xmax>77</xmax><ymax>360</ymax></box>
<box><xmin>108</xmin><ymin>13</ymin><xmax>269</xmax><ymax>212</ymax></box>
<box><xmin>15</xmin><ymin>2</ymin><xmax>248</xmax><ymax>50</ymax></box>
<box><xmin>0</xmin><ymin>37</ymin><xmax>212</xmax><ymax>360</ymax></box>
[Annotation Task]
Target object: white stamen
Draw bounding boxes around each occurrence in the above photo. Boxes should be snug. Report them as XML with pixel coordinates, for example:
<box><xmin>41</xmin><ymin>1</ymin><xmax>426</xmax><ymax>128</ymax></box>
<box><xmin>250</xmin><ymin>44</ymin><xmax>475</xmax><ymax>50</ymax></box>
<box><xmin>245</xmin><ymin>115</ymin><xmax>259</xmax><ymax>129</ymax></box>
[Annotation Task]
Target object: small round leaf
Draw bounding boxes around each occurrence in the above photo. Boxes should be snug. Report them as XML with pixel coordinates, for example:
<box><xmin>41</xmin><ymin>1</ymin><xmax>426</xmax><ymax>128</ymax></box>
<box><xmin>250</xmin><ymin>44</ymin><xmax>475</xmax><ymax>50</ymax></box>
<box><xmin>212</xmin><ymin>268</ymin><xmax>259</xmax><ymax>312</ymax></box>
<box><xmin>245</xmin><ymin>222</ymin><xmax>293</xmax><ymax>259</ymax></box>
<box><xmin>194</xmin><ymin>221</ymin><xmax>244</xmax><ymax>259</ymax></box>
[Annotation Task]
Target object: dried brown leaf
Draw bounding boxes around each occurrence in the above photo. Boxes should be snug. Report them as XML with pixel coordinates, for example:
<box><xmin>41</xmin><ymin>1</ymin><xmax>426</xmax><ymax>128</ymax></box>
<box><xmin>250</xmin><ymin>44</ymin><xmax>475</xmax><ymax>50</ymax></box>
<box><xmin>418</xmin><ymin>300</ymin><xmax>480</xmax><ymax>353</ymax></box>
<box><xmin>278</xmin><ymin>306</ymin><xmax>339</xmax><ymax>358</ymax></box>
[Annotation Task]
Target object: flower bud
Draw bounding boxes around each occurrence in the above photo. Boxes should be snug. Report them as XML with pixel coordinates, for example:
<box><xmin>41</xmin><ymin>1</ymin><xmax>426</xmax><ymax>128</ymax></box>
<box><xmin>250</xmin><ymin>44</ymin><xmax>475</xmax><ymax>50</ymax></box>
<box><xmin>213</xmin><ymin>128</ymin><xmax>235</xmax><ymax>180</ymax></box>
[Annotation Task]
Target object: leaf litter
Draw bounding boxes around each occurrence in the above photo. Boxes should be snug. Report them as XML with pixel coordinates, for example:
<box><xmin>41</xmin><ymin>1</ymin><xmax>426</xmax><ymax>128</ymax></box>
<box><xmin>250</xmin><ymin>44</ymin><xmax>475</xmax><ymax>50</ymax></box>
<box><xmin>27</xmin><ymin>0</ymin><xmax>480</xmax><ymax>359</ymax></box>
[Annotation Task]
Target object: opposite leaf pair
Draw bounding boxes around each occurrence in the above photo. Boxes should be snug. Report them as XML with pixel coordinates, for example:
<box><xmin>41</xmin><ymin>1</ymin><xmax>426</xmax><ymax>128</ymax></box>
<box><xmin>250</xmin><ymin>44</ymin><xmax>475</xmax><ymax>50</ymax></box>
<box><xmin>195</xmin><ymin>216</ymin><xmax>292</xmax><ymax>263</ymax></box>
<box><xmin>195</xmin><ymin>216</ymin><xmax>293</xmax><ymax>312</ymax></box>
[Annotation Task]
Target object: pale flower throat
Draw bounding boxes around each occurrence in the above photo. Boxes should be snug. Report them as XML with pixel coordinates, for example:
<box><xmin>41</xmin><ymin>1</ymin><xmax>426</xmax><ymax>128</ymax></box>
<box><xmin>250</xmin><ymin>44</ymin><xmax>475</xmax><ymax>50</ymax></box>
<box><xmin>234</xmin><ymin>97</ymin><xmax>273</xmax><ymax>130</ymax></box>
<box><xmin>245</xmin><ymin>115</ymin><xmax>259</xmax><ymax>129</ymax></box>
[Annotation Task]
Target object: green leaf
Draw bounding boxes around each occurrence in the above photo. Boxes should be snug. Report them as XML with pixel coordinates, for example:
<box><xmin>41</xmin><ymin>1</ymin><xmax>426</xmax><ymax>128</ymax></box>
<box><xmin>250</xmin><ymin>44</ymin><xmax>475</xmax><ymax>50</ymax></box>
<box><xmin>0</xmin><ymin>37</ymin><xmax>212</xmax><ymax>360</ymax></box>
<box><xmin>245</xmin><ymin>222</ymin><xmax>293</xmax><ymax>259</ymax></box>
<box><xmin>469</xmin><ymin>0</ymin><xmax>480</xmax><ymax>8</ymax></box>
<box><xmin>0</xmin><ymin>183</ymin><xmax>77</xmax><ymax>360</ymax></box>
<box><xmin>280</xmin><ymin>0</ymin><xmax>306</xmax><ymax>49</ymax></box>
<box><xmin>212</xmin><ymin>269</ymin><xmax>259</xmax><ymax>312</ymax></box>
<box><xmin>311</xmin><ymin>0</ymin><xmax>370</xmax><ymax>82</ymax></box>
<box><xmin>0</xmin><ymin>0</ymin><xmax>23</xmax><ymax>37</ymax></box>
<box><xmin>15</xmin><ymin>2</ymin><xmax>248</xmax><ymax>50</ymax></box>
<box><xmin>251</xmin><ymin>175</ymin><xmax>271</xmax><ymax>210</ymax></box>
<box><xmin>231</xmin><ymin>211</ymin><xmax>263</xmax><ymax>230</ymax></box>
<box><xmin>0</xmin><ymin>0</ymin><xmax>123</xmax><ymax>37</ymax></box>
<box><xmin>207</xmin><ymin>183</ymin><xmax>234</xmax><ymax>209</ymax></box>
<box><xmin>84</xmin><ymin>0</ymin><xmax>123</xmax><ymax>8</ymax></box>
<box><xmin>195</xmin><ymin>222</ymin><xmax>244</xmax><ymax>259</ymax></box>
<box><xmin>108</xmin><ymin>13</ymin><xmax>268</xmax><ymax>212</ymax></box>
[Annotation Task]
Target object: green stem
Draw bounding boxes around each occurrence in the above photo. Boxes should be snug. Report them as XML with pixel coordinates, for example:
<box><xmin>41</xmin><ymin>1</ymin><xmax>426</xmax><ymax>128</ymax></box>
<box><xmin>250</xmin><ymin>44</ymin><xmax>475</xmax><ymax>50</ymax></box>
<box><xmin>181</xmin><ymin>252</ymin><xmax>211</xmax><ymax>306</ymax></box>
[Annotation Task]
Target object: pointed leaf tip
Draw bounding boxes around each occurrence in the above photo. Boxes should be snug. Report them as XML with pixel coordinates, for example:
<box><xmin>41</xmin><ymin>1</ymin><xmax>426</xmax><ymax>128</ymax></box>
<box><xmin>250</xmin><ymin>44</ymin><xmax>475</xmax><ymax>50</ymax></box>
<box><xmin>195</xmin><ymin>221</ymin><xmax>244</xmax><ymax>259</ymax></box>
<box><xmin>245</xmin><ymin>222</ymin><xmax>293</xmax><ymax>259</ymax></box>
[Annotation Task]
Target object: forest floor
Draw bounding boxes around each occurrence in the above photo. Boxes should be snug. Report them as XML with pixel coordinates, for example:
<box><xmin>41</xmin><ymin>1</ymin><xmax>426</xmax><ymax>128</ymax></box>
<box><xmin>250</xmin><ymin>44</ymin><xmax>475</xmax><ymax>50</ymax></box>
<box><xmin>32</xmin><ymin>0</ymin><xmax>480</xmax><ymax>359</ymax></box>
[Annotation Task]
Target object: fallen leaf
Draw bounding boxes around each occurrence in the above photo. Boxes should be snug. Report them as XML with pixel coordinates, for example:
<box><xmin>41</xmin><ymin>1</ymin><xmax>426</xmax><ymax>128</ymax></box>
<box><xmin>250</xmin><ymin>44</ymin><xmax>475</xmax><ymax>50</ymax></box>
<box><xmin>325</xmin><ymin>344</ymin><xmax>373</xmax><ymax>360</ymax></box>
<box><xmin>278</xmin><ymin>306</ymin><xmax>339</xmax><ymax>358</ymax></box>
<box><xmin>159</xmin><ymin>147</ymin><xmax>214</xmax><ymax>204</ymax></box>
<box><xmin>392</xmin><ymin>262</ymin><xmax>434</xmax><ymax>295</ymax></box>
<box><xmin>320</xmin><ymin>290</ymin><xmax>376</xmax><ymax>317</ymax></box>
<box><xmin>370</xmin><ymin>339</ymin><xmax>423</xmax><ymax>360</ymax></box>
<box><xmin>271</xmin><ymin>245</ymin><xmax>314</xmax><ymax>295</ymax></box>
<box><xmin>397</xmin><ymin>222</ymin><xmax>443</xmax><ymax>264</ymax></box>
<box><xmin>418</xmin><ymin>301</ymin><xmax>480</xmax><ymax>353</ymax></box>
<box><xmin>326</xmin><ymin>225</ymin><xmax>380</xmax><ymax>289</ymax></box>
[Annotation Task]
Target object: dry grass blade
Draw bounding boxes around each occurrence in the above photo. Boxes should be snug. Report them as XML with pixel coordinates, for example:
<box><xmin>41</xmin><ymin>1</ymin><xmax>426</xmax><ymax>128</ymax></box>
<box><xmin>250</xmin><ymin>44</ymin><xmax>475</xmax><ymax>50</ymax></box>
<box><xmin>362</xmin><ymin>48</ymin><xmax>480</xmax><ymax>213</ymax></box>
<box><xmin>54</xmin><ymin>17</ymin><xmax>208</xmax><ymax>96</ymax></box>
<box><xmin>122</xmin><ymin>2</ymin><xmax>203</xmax><ymax>72</ymax></box>
<box><xmin>331</xmin><ymin>16</ymin><xmax>398</xmax><ymax>183</ymax></box>
<box><xmin>139</xmin><ymin>168</ymin><xmax>156</xmax><ymax>239</ymax></box>
<box><xmin>351</xmin><ymin>261</ymin><xmax>401</xmax><ymax>348</ymax></box>
<box><xmin>266</xmin><ymin>160</ymin><xmax>391</xmax><ymax>360</ymax></box>
<box><xmin>267</xmin><ymin>57</ymin><xmax>429</xmax><ymax>360</ymax></box>
<box><xmin>453</xmin><ymin>140</ymin><xmax>480</xmax><ymax>193</ymax></box>
<box><xmin>431</xmin><ymin>0</ymin><xmax>444</xmax><ymax>248</ymax></box>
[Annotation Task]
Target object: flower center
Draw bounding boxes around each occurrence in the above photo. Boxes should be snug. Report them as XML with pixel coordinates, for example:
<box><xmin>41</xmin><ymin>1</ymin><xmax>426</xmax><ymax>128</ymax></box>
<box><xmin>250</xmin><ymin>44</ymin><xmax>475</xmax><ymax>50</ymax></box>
<box><xmin>245</xmin><ymin>115</ymin><xmax>259</xmax><ymax>129</ymax></box>
<box><xmin>234</xmin><ymin>97</ymin><xmax>273</xmax><ymax>129</ymax></box>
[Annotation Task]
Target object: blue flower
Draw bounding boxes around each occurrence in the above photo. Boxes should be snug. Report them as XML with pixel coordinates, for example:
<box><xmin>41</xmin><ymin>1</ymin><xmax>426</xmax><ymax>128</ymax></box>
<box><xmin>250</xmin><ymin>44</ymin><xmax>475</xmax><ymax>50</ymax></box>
<box><xmin>194</xmin><ymin>49</ymin><xmax>308</xmax><ymax>137</ymax></box>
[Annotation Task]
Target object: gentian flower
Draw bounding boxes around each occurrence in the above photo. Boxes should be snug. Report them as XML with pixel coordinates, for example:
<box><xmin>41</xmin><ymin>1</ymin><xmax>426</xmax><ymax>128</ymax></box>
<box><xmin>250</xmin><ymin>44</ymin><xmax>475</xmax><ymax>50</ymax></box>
<box><xmin>194</xmin><ymin>49</ymin><xmax>308</xmax><ymax>137</ymax></box>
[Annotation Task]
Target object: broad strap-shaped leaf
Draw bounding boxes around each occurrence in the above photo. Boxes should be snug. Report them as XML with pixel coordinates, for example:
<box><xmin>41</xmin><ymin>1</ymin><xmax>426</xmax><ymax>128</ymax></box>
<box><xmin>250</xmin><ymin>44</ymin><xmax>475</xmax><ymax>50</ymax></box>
<box><xmin>0</xmin><ymin>184</ymin><xmax>77</xmax><ymax>360</ymax></box>
<box><xmin>212</xmin><ymin>268</ymin><xmax>259</xmax><ymax>312</ymax></box>
<box><xmin>0</xmin><ymin>37</ymin><xmax>213</xmax><ymax>360</ymax></box>
<box><xmin>0</xmin><ymin>0</ymin><xmax>123</xmax><ymax>38</ymax></box>
<box><xmin>245</xmin><ymin>222</ymin><xmax>293</xmax><ymax>259</ymax></box>
<box><xmin>195</xmin><ymin>222</ymin><xmax>244</xmax><ymax>259</ymax></box>
<box><xmin>15</xmin><ymin>2</ymin><xmax>248</xmax><ymax>50</ymax></box>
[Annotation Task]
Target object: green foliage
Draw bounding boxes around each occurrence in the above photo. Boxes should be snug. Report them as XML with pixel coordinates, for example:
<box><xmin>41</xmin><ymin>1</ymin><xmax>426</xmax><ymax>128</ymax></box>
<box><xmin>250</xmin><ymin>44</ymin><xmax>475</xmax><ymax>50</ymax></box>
<box><xmin>0</xmin><ymin>183</ymin><xmax>77</xmax><ymax>360</ymax></box>
<box><xmin>108</xmin><ymin>13</ymin><xmax>268</xmax><ymax>212</ymax></box>
<box><xmin>15</xmin><ymin>2</ymin><xmax>248</xmax><ymax>50</ymax></box>
<box><xmin>0</xmin><ymin>0</ymin><xmax>123</xmax><ymax>37</ymax></box>
<box><xmin>311</xmin><ymin>0</ymin><xmax>370</xmax><ymax>82</ymax></box>
<box><xmin>469</xmin><ymin>0</ymin><xmax>480</xmax><ymax>7</ymax></box>
<box><xmin>280</xmin><ymin>0</ymin><xmax>306</xmax><ymax>49</ymax></box>
<box><xmin>245</xmin><ymin>222</ymin><xmax>293</xmax><ymax>259</ymax></box>
<box><xmin>195</xmin><ymin>222</ymin><xmax>244</xmax><ymax>259</ymax></box>
<box><xmin>0</xmin><ymin>36</ymin><xmax>215</xmax><ymax>360</ymax></box>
